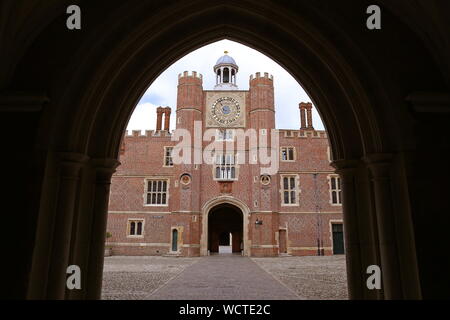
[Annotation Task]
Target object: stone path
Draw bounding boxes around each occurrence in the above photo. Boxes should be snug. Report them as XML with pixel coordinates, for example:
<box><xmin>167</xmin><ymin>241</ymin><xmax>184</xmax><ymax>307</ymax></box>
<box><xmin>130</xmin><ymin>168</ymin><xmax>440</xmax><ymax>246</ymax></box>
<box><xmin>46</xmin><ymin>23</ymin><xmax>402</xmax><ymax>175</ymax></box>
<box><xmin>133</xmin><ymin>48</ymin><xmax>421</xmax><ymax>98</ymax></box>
<box><xmin>148</xmin><ymin>255</ymin><xmax>301</xmax><ymax>300</ymax></box>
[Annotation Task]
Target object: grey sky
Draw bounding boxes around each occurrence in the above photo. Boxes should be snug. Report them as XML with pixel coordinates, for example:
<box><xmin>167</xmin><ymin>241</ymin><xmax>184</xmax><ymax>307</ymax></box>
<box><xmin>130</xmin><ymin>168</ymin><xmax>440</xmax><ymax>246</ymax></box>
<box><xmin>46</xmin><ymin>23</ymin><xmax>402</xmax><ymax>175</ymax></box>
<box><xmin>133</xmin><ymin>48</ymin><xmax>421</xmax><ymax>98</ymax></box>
<box><xmin>127</xmin><ymin>39</ymin><xmax>324</xmax><ymax>132</ymax></box>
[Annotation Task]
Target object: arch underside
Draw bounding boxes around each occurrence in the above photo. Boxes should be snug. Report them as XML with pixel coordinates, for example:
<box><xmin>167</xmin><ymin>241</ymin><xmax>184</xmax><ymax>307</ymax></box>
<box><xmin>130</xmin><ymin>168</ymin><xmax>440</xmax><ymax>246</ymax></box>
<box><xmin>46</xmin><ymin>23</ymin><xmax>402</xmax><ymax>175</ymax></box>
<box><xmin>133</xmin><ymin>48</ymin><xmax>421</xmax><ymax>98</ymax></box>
<box><xmin>3</xmin><ymin>0</ymin><xmax>449</xmax><ymax>300</ymax></box>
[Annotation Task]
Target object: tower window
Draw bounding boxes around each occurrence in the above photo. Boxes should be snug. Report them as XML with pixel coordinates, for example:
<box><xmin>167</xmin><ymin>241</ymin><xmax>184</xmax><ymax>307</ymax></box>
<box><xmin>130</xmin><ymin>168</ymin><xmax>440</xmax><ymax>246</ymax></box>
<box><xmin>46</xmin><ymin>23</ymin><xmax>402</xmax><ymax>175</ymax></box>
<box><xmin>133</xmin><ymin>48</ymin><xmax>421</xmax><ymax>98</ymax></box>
<box><xmin>164</xmin><ymin>147</ymin><xmax>174</xmax><ymax>167</ymax></box>
<box><xmin>217</xmin><ymin>129</ymin><xmax>234</xmax><ymax>141</ymax></box>
<box><xmin>281</xmin><ymin>147</ymin><xmax>295</xmax><ymax>161</ymax></box>
<box><xmin>214</xmin><ymin>154</ymin><xmax>237</xmax><ymax>181</ymax></box>
<box><xmin>223</xmin><ymin>67</ymin><xmax>230</xmax><ymax>83</ymax></box>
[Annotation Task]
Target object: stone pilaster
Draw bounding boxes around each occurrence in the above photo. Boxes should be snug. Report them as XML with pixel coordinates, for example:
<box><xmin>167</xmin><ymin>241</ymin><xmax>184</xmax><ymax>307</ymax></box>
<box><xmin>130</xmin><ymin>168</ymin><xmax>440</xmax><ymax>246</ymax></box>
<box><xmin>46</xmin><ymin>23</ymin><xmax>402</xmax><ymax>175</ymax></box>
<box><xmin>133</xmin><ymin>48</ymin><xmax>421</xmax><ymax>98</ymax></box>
<box><xmin>332</xmin><ymin>160</ymin><xmax>365</xmax><ymax>299</ymax></box>
<box><xmin>46</xmin><ymin>153</ymin><xmax>88</xmax><ymax>300</ymax></box>
<box><xmin>85</xmin><ymin>158</ymin><xmax>120</xmax><ymax>300</ymax></box>
<box><xmin>364</xmin><ymin>154</ymin><xmax>402</xmax><ymax>299</ymax></box>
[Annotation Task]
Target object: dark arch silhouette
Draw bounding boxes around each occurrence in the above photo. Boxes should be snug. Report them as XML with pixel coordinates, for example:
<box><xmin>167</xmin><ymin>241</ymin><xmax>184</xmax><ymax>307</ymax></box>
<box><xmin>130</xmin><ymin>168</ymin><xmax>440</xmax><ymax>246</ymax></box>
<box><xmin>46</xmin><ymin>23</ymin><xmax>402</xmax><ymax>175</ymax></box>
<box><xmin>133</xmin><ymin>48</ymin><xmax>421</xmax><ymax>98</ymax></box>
<box><xmin>1</xmin><ymin>1</ymin><xmax>449</xmax><ymax>300</ymax></box>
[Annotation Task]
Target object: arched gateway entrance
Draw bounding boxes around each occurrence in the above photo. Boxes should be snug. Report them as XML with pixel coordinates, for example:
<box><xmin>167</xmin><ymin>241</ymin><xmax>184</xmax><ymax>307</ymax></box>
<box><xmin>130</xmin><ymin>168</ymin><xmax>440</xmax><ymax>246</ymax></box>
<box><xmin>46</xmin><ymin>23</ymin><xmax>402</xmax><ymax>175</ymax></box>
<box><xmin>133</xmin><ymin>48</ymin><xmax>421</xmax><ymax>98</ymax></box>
<box><xmin>208</xmin><ymin>204</ymin><xmax>243</xmax><ymax>255</ymax></box>
<box><xmin>201</xmin><ymin>197</ymin><xmax>250</xmax><ymax>257</ymax></box>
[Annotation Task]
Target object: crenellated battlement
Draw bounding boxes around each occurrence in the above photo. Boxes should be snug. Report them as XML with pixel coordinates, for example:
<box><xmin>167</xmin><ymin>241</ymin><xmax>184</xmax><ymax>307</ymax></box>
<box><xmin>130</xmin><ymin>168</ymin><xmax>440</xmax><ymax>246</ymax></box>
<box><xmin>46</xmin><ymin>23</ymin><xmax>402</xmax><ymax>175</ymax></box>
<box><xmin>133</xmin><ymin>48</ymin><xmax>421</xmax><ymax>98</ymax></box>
<box><xmin>178</xmin><ymin>71</ymin><xmax>203</xmax><ymax>80</ymax></box>
<box><xmin>125</xmin><ymin>130</ymin><xmax>174</xmax><ymax>138</ymax></box>
<box><xmin>249</xmin><ymin>72</ymin><xmax>274</xmax><ymax>81</ymax></box>
<box><xmin>123</xmin><ymin>129</ymin><xmax>326</xmax><ymax>139</ymax></box>
<box><xmin>278</xmin><ymin>129</ymin><xmax>328</xmax><ymax>139</ymax></box>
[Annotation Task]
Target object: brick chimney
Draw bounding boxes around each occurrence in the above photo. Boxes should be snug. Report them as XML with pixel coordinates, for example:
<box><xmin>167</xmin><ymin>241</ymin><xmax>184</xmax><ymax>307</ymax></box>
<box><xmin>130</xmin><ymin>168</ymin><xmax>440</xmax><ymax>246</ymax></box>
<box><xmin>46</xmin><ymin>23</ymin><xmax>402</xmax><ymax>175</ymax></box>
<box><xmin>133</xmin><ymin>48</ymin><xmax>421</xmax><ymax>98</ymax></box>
<box><xmin>306</xmin><ymin>103</ymin><xmax>314</xmax><ymax>130</ymax></box>
<box><xmin>299</xmin><ymin>102</ymin><xmax>314</xmax><ymax>130</ymax></box>
<box><xmin>156</xmin><ymin>107</ymin><xmax>164</xmax><ymax>131</ymax></box>
<box><xmin>299</xmin><ymin>103</ymin><xmax>307</xmax><ymax>129</ymax></box>
<box><xmin>164</xmin><ymin>107</ymin><xmax>171</xmax><ymax>131</ymax></box>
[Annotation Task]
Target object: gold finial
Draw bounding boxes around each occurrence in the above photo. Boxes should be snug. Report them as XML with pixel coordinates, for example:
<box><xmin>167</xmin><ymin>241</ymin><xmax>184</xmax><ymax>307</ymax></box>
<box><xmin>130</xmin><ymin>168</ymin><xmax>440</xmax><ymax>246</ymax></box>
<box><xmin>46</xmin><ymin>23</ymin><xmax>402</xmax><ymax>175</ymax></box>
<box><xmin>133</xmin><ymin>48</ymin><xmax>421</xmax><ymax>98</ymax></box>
<box><xmin>224</xmin><ymin>50</ymin><xmax>229</xmax><ymax>55</ymax></box>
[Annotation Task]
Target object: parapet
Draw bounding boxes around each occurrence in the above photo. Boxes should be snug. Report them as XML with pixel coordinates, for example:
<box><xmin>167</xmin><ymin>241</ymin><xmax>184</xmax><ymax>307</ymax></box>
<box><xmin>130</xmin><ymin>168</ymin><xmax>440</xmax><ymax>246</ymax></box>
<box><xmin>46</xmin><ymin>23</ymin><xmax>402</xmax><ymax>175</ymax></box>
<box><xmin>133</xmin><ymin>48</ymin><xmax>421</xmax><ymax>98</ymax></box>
<box><xmin>125</xmin><ymin>130</ymin><xmax>174</xmax><ymax>138</ymax></box>
<box><xmin>249</xmin><ymin>72</ymin><xmax>274</xmax><ymax>81</ymax></box>
<box><xmin>178</xmin><ymin>71</ymin><xmax>203</xmax><ymax>80</ymax></box>
<box><xmin>278</xmin><ymin>129</ymin><xmax>328</xmax><ymax>139</ymax></box>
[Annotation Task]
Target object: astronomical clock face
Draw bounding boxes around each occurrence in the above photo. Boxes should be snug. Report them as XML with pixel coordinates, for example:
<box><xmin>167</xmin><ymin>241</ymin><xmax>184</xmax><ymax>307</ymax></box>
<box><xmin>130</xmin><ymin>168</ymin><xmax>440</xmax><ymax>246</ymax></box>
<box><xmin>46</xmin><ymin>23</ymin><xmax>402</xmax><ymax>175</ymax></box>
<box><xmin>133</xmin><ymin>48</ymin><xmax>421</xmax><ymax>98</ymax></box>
<box><xmin>206</xmin><ymin>92</ymin><xmax>246</xmax><ymax>128</ymax></box>
<box><xmin>211</xmin><ymin>97</ymin><xmax>241</xmax><ymax>125</ymax></box>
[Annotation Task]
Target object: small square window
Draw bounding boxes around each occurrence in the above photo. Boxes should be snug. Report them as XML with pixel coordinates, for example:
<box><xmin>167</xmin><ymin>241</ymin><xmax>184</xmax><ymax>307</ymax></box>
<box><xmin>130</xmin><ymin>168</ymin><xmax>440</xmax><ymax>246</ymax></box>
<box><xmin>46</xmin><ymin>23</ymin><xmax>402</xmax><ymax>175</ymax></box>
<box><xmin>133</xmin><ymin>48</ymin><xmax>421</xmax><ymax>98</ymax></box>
<box><xmin>164</xmin><ymin>147</ymin><xmax>174</xmax><ymax>167</ymax></box>
<box><xmin>281</xmin><ymin>147</ymin><xmax>295</xmax><ymax>161</ymax></box>
<box><xmin>128</xmin><ymin>220</ymin><xmax>144</xmax><ymax>236</ymax></box>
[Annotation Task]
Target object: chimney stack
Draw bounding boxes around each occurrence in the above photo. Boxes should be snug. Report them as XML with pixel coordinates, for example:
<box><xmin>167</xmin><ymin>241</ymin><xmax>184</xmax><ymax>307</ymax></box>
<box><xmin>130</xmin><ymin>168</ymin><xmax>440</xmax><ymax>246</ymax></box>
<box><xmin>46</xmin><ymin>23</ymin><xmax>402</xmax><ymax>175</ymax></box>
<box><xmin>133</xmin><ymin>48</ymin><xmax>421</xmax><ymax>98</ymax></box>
<box><xmin>299</xmin><ymin>102</ymin><xmax>314</xmax><ymax>130</ymax></box>
<box><xmin>156</xmin><ymin>107</ymin><xmax>172</xmax><ymax>131</ymax></box>
<box><xmin>164</xmin><ymin>107</ymin><xmax>171</xmax><ymax>131</ymax></box>
<box><xmin>299</xmin><ymin>103</ymin><xmax>307</xmax><ymax>129</ymax></box>
<box><xmin>156</xmin><ymin>107</ymin><xmax>163</xmax><ymax>131</ymax></box>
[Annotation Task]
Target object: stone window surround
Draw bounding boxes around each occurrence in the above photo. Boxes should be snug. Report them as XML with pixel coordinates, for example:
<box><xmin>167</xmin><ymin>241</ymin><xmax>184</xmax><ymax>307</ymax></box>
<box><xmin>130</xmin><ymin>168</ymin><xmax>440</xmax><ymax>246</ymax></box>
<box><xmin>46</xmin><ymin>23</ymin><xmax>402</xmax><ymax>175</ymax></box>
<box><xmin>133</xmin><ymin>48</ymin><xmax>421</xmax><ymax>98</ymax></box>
<box><xmin>280</xmin><ymin>174</ymin><xmax>301</xmax><ymax>206</ymax></box>
<box><xmin>280</xmin><ymin>146</ymin><xmax>296</xmax><ymax>162</ymax></box>
<box><xmin>212</xmin><ymin>152</ymin><xmax>240</xmax><ymax>181</ymax></box>
<box><xmin>216</xmin><ymin>128</ymin><xmax>235</xmax><ymax>141</ymax></box>
<box><xmin>144</xmin><ymin>177</ymin><xmax>170</xmax><ymax>207</ymax></box>
<box><xmin>163</xmin><ymin>146</ymin><xmax>174</xmax><ymax>167</ymax></box>
<box><xmin>328</xmin><ymin>174</ymin><xmax>343</xmax><ymax>206</ymax></box>
<box><xmin>126</xmin><ymin>218</ymin><xmax>145</xmax><ymax>238</ymax></box>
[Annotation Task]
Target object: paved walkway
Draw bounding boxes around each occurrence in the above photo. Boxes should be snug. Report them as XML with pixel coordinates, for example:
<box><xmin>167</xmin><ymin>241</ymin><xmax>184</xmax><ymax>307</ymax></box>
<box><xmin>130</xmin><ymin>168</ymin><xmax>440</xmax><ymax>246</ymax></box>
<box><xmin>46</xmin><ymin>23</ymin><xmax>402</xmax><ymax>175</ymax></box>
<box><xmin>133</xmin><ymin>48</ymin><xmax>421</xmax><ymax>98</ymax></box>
<box><xmin>148</xmin><ymin>255</ymin><xmax>301</xmax><ymax>300</ymax></box>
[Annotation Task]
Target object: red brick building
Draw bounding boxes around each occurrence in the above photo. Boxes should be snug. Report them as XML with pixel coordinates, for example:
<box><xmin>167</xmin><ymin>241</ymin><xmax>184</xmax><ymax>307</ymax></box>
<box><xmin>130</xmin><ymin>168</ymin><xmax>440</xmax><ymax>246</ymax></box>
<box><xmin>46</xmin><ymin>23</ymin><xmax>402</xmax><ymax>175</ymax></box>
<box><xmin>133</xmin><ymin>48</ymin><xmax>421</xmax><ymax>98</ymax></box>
<box><xmin>106</xmin><ymin>53</ymin><xmax>343</xmax><ymax>257</ymax></box>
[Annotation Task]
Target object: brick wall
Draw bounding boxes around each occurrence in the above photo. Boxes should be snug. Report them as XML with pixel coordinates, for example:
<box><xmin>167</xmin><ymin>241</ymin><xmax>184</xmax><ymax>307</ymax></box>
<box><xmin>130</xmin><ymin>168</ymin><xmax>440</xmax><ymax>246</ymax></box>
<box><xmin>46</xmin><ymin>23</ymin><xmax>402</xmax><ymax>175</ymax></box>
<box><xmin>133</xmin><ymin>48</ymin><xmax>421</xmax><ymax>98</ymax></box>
<box><xmin>106</xmin><ymin>71</ymin><xmax>343</xmax><ymax>257</ymax></box>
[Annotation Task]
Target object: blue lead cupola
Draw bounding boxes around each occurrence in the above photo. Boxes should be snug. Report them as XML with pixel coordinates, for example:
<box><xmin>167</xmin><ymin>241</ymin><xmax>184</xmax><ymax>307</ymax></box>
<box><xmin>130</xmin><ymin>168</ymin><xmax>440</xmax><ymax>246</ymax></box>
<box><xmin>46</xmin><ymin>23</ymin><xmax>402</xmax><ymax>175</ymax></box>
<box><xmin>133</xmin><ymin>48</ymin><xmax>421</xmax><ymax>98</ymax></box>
<box><xmin>214</xmin><ymin>51</ymin><xmax>239</xmax><ymax>90</ymax></box>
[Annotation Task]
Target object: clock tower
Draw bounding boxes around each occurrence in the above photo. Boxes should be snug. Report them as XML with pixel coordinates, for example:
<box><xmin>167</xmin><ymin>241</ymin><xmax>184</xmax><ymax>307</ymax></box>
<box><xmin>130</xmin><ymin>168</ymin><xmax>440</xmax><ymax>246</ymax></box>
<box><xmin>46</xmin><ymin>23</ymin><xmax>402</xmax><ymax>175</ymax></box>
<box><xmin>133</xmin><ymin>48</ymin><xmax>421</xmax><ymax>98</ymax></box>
<box><xmin>206</xmin><ymin>52</ymin><xmax>248</xmax><ymax>128</ymax></box>
<box><xmin>176</xmin><ymin>51</ymin><xmax>275</xmax><ymax>131</ymax></box>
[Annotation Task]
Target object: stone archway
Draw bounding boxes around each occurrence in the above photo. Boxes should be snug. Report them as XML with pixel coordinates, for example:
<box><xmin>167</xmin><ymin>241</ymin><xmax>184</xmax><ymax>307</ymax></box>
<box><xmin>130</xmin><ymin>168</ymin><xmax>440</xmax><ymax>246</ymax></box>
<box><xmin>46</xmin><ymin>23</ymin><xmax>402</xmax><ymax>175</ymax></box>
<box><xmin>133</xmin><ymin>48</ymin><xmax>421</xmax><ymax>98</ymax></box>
<box><xmin>208</xmin><ymin>204</ymin><xmax>243</xmax><ymax>255</ymax></box>
<box><xmin>3</xmin><ymin>1</ymin><xmax>450</xmax><ymax>300</ymax></box>
<box><xmin>201</xmin><ymin>197</ymin><xmax>251</xmax><ymax>257</ymax></box>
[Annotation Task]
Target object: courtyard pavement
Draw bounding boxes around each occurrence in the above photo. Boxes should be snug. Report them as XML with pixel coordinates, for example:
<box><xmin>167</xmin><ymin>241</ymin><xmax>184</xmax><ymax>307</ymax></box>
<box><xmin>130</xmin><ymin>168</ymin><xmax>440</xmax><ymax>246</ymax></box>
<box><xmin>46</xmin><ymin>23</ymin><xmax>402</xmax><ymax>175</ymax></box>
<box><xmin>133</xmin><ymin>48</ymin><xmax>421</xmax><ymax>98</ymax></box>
<box><xmin>102</xmin><ymin>254</ymin><xmax>348</xmax><ymax>300</ymax></box>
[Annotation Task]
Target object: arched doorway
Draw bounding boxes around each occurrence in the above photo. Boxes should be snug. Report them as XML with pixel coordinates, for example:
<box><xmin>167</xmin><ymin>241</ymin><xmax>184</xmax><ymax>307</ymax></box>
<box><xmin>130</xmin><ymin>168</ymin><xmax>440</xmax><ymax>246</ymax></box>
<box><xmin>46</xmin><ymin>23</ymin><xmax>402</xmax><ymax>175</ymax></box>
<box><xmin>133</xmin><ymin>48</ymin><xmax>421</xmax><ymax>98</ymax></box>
<box><xmin>171</xmin><ymin>229</ymin><xmax>179</xmax><ymax>252</ymax></box>
<box><xmin>201</xmin><ymin>196</ymin><xmax>250</xmax><ymax>257</ymax></box>
<box><xmin>208</xmin><ymin>204</ymin><xmax>243</xmax><ymax>255</ymax></box>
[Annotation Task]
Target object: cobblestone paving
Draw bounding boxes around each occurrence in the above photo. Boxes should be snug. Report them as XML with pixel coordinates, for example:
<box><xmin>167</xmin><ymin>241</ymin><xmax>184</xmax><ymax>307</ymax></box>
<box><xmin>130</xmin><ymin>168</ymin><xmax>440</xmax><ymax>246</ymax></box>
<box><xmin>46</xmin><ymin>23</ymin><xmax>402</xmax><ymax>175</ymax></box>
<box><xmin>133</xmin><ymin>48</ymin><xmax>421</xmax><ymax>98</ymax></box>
<box><xmin>251</xmin><ymin>256</ymin><xmax>348</xmax><ymax>300</ymax></box>
<box><xmin>102</xmin><ymin>256</ymin><xmax>199</xmax><ymax>300</ymax></box>
<box><xmin>102</xmin><ymin>255</ymin><xmax>348</xmax><ymax>300</ymax></box>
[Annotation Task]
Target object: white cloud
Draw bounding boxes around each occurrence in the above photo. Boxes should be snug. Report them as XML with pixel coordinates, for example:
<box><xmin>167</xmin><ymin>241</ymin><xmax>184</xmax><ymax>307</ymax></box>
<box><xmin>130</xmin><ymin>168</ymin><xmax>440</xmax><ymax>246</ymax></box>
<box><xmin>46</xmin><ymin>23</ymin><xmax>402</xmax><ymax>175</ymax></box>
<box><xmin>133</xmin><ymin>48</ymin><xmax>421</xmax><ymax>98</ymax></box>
<box><xmin>127</xmin><ymin>39</ymin><xmax>325</xmax><ymax>131</ymax></box>
<box><xmin>126</xmin><ymin>103</ymin><xmax>159</xmax><ymax>134</ymax></box>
